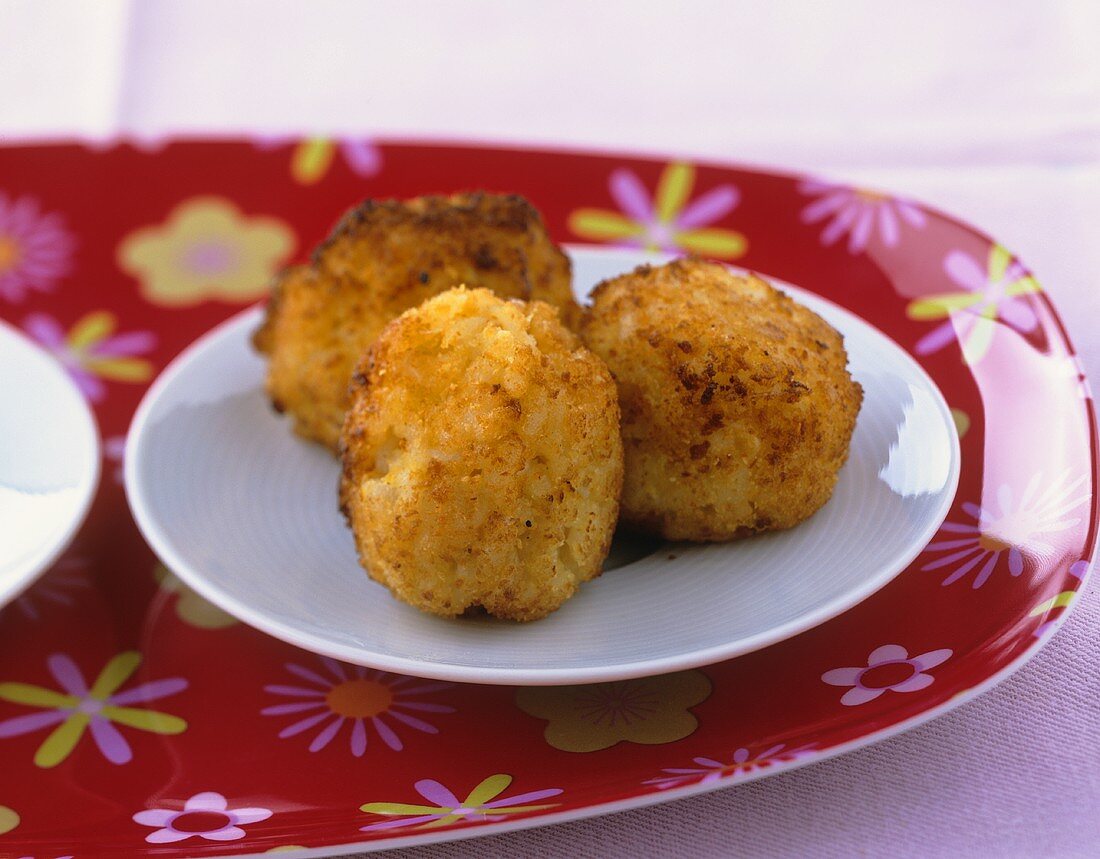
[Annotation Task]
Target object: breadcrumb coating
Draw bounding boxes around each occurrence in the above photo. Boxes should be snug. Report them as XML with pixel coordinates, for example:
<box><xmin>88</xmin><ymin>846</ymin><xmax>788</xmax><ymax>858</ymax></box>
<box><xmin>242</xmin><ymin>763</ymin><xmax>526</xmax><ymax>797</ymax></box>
<box><xmin>581</xmin><ymin>257</ymin><xmax>862</xmax><ymax>541</ymax></box>
<box><xmin>253</xmin><ymin>192</ymin><xmax>577</xmax><ymax>450</ymax></box>
<box><xmin>340</xmin><ymin>287</ymin><xmax>623</xmax><ymax>621</ymax></box>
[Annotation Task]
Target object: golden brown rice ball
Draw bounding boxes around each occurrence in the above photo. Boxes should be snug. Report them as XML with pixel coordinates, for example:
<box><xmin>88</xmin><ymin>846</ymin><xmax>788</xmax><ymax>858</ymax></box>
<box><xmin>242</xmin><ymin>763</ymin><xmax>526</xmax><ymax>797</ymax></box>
<box><xmin>253</xmin><ymin>192</ymin><xmax>577</xmax><ymax>450</ymax></box>
<box><xmin>339</xmin><ymin>287</ymin><xmax>623</xmax><ymax>621</ymax></box>
<box><xmin>580</xmin><ymin>257</ymin><xmax>862</xmax><ymax>542</ymax></box>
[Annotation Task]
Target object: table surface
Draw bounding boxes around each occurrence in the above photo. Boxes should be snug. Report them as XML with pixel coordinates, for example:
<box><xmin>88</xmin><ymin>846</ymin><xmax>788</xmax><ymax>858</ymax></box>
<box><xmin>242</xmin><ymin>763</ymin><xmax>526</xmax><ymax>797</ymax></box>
<box><xmin>3</xmin><ymin>2</ymin><xmax>1098</xmax><ymax>856</ymax></box>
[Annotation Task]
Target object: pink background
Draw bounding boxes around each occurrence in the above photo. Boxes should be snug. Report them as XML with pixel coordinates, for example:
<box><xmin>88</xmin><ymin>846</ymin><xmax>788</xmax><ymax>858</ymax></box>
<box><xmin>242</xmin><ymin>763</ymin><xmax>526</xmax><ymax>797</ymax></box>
<box><xmin>3</xmin><ymin>2</ymin><xmax>1098</xmax><ymax>856</ymax></box>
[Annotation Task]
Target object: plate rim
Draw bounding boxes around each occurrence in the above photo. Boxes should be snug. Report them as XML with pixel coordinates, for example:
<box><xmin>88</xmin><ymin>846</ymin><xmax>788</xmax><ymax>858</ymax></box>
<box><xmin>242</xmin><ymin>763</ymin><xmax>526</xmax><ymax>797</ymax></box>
<box><xmin>0</xmin><ymin>136</ymin><xmax>1094</xmax><ymax>857</ymax></box>
<box><xmin>124</xmin><ymin>246</ymin><xmax>962</xmax><ymax>685</ymax></box>
<box><xmin>0</xmin><ymin>318</ymin><xmax>101</xmax><ymax>610</ymax></box>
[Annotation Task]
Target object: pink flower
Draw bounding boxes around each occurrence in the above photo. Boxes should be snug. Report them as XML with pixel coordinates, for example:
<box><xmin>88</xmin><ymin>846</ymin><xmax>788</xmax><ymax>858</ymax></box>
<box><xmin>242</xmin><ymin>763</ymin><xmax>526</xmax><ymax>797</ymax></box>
<box><xmin>644</xmin><ymin>743</ymin><xmax>817</xmax><ymax>789</ymax></box>
<box><xmin>263</xmin><ymin>656</ymin><xmax>454</xmax><ymax>757</ymax></box>
<box><xmin>0</xmin><ymin>193</ymin><xmax>76</xmax><ymax>302</ymax></box>
<box><xmin>822</xmin><ymin>644</ymin><xmax>952</xmax><ymax>706</ymax></box>
<box><xmin>569</xmin><ymin>162</ymin><xmax>746</xmax><ymax>258</ymax></box>
<box><xmin>799</xmin><ymin>180</ymin><xmax>925</xmax><ymax>254</ymax></box>
<box><xmin>133</xmin><ymin>791</ymin><xmax>272</xmax><ymax>843</ymax></box>
<box><xmin>921</xmin><ymin>470</ymin><xmax>1087</xmax><ymax>589</ymax></box>
<box><xmin>21</xmin><ymin>311</ymin><xmax>155</xmax><ymax>401</ymax></box>
<box><xmin>908</xmin><ymin>244</ymin><xmax>1041</xmax><ymax>365</ymax></box>
<box><xmin>0</xmin><ymin>652</ymin><xmax>187</xmax><ymax>767</ymax></box>
<box><xmin>360</xmin><ymin>774</ymin><xmax>561</xmax><ymax>832</ymax></box>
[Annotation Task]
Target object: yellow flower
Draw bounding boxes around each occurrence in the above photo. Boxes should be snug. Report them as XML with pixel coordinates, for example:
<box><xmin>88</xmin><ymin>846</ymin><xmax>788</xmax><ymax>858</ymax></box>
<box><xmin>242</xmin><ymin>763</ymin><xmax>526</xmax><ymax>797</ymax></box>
<box><xmin>154</xmin><ymin>564</ymin><xmax>238</xmax><ymax>629</ymax></box>
<box><xmin>0</xmin><ymin>804</ymin><xmax>18</xmax><ymax>835</ymax></box>
<box><xmin>118</xmin><ymin>196</ymin><xmax>294</xmax><ymax>306</ymax></box>
<box><xmin>515</xmin><ymin>670</ymin><xmax>711</xmax><ymax>752</ymax></box>
<box><xmin>568</xmin><ymin>162</ymin><xmax>746</xmax><ymax>259</ymax></box>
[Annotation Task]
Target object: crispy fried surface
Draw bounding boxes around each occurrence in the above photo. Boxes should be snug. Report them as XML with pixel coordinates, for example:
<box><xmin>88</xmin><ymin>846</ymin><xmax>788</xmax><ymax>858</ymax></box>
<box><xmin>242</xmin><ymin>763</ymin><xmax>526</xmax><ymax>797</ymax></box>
<box><xmin>253</xmin><ymin>192</ymin><xmax>577</xmax><ymax>450</ymax></box>
<box><xmin>340</xmin><ymin>287</ymin><xmax>622</xmax><ymax>621</ymax></box>
<box><xmin>581</xmin><ymin>257</ymin><xmax>862</xmax><ymax>542</ymax></box>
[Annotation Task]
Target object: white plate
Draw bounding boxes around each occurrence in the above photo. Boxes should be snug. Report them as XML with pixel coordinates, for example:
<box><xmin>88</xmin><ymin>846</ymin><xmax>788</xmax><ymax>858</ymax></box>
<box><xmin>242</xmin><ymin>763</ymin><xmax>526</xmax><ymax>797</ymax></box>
<box><xmin>0</xmin><ymin>319</ymin><xmax>100</xmax><ymax>609</ymax></box>
<box><xmin>125</xmin><ymin>247</ymin><xmax>960</xmax><ymax>685</ymax></box>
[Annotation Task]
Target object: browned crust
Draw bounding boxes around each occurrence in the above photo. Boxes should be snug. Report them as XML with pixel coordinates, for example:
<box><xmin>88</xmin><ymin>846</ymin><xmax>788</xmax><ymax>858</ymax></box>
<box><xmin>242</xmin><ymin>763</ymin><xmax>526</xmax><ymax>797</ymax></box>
<box><xmin>254</xmin><ymin>192</ymin><xmax>577</xmax><ymax>450</ymax></box>
<box><xmin>581</xmin><ymin>256</ymin><xmax>863</xmax><ymax>542</ymax></box>
<box><xmin>339</xmin><ymin>287</ymin><xmax>623</xmax><ymax>621</ymax></box>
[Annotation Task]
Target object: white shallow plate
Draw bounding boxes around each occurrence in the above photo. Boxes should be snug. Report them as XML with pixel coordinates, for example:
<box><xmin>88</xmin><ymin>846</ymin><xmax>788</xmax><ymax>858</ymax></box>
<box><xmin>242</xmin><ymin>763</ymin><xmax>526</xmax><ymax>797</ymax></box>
<box><xmin>0</xmin><ymin>319</ymin><xmax>100</xmax><ymax>609</ymax></box>
<box><xmin>126</xmin><ymin>247</ymin><xmax>960</xmax><ymax>685</ymax></box>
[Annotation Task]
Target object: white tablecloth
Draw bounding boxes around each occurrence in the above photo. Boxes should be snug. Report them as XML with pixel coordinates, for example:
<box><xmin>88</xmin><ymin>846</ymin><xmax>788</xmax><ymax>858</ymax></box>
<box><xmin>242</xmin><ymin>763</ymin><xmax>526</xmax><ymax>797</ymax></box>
<box><xmin>4</xmin><ymin>2</ymin><xmax>1098</xmax><ymax>856</ymax></box>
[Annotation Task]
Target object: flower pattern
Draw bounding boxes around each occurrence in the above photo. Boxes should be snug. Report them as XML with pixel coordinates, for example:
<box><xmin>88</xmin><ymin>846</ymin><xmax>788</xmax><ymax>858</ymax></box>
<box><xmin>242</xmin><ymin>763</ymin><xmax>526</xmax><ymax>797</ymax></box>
<box><xmin>921</xmin><ymin>470</ymin><xmax>1088</xmax><ymax>588</ymax></box>
<box><xmin>950</xmin><ymin>408</ymin><xmax>970</xmax><ymax>440</ymax></box>
<box><xmin>568</xmin><ymin>162</ymin><xmax>746</xmax><ymax>258</ymax></box>
<box><xmin>154</xmin><ymin>564</ymin><xmax>238</xmax><ymax>629</ymax></box>
<box><xmin>908</xmin><ymin>244</ymin><xmax>1042</xmax><ymax>365</ymax></box>
<box><xmin>1030</xmin><ymin>559</ymin><xmax>1089</xmax><ymax>638</ymax></box>
<box><xmin>22</xmin><ymin>311</ymin><xmax>155</xmax><ymax>401</ymax></box>
<box><xmin>290</xmin><ymin>138</ymin><xmax>382</xmax><ymax>184</ymax></box>
<box><xmin>1029</xmin><ymin>590</ymin><xmax>1076</xmax><ymax>619</ymax></box>
<box><xmin>11</xmin><ymin>558</ymin><xmax>90</xmax><ymax>621</ymax></box>
<box><xmin>263</xmin><ymin>657</ymin><xmax>454</xmax><ymax>757</ymax></box>
<box><xmin>0</xmin><ymin>652</ymin><xmax>187</xmax><ymax>767</ymax></box>
<box><xmin>0</xmin><ymin>804</ymin><xmax>17</xmax><ymax>834</ymax></box>
<box><xmin>117</xmin><ymin>196</ymin><xmax>294</xmax><ymax>306</ymax></box>
<box><xmin>644</xmin><ymin>743</ymin><xmax>817</xmax><ymax>789</ymax></box>
<box><xmin>0</xmin><ymin>193</ymin><xmax>75</xmax><ymax>303</ymax></box>
<box><xmin>0</xmin><ymin>141</ymin><xmax>1093</xmax><ymax>853</ymax></box>
<box><xmin>133</xmin><ymin>791</ymin><xmax>272</xmax><ymax>844</ymax></box>
<box><xmin>515</xmin><ymin>670</ymin><xmax>711</xmax><ymax>752</ymax></box>
<box><xmin>360</xmin><ymin>774</ymin><xmax>561</xmax><ymax>832</ymax></box>
<box><xmin>822</xmin><ymin>645</ymin><xmax>952</xmax><ymax>706</ymax></box>
<box><xmin>799</xmin><ymin>180</ymin><xmax>925</xmax><ymax>253</ymax></box>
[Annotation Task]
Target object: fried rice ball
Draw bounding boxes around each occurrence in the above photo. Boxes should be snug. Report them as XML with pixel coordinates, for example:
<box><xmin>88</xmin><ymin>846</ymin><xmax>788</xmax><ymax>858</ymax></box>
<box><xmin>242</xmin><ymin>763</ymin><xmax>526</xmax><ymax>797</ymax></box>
<box><xmin>339</xmin><ymin>287</ymin><xmax>623</xmax><ymax>621</ymax></box>
<box><xmin>253</xmin><ymin>192</ymin><xmax>578</xmax><ymax>450</ymax></box>
<box><xmin>580</xmin><ymin>257</ymin><xmax>862</xmax><ymax>542</ymax></box>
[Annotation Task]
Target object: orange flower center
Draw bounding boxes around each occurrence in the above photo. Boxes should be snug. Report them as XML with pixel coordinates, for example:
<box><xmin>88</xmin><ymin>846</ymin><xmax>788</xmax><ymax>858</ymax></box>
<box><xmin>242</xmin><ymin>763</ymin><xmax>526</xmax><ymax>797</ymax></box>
<box><xmin>978</xmin><ymin>533</ymin><xmax>1011</xmax><ymax>552</ymax></box>
<box><xmin>0</xmin><ymin>236</ymin><xmax>20</xmax><ymax>272</ymax></box>
<box><xmin>325</xmin><ymin>678</ymin><xmax>393</xmax><ymax>719</ymax></box>
<box><xmin>855</xmin><ymin>188</ymin><xmax>887</xmax><ymax>203</ymax></box>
